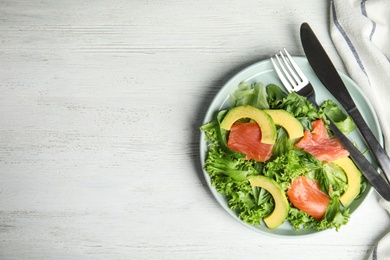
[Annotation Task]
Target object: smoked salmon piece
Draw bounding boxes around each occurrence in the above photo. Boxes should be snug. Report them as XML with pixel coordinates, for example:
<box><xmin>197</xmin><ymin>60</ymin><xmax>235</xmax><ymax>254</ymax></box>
<box><xmin>227</xmin><ymin>122</ymin><xmax>273</xmax><ymax>162</ymax></box>
<box><xmin>295</xmin><ymin>119</ymin><xmax>349</xmax><ymax>162</ymax></box>
<box><xmin>287</xmin><ymin>176</ymin><xmax>330</xmax><ymax>220</ymax></box>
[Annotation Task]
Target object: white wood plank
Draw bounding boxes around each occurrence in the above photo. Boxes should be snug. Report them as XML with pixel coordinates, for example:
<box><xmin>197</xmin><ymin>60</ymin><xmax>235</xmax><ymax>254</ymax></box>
<box><xmin>0</xmin><ymin>0</ymin><xmax>388</xmax><ymax>259</ymax></box>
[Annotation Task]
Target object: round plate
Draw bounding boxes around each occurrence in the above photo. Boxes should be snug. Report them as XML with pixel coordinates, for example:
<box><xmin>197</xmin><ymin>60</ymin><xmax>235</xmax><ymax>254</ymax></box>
<box><xmin>199</xmin><ymin>57</ymin><xmax>383</xmax><ymax>237</ymax></box>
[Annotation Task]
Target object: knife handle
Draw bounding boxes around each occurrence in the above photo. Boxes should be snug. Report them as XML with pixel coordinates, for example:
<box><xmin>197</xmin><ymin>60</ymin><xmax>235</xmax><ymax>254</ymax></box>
<box><xmin>328</xmin><ymin>121</ymin><xmax>390</xmax><ymax>201</ymax></box>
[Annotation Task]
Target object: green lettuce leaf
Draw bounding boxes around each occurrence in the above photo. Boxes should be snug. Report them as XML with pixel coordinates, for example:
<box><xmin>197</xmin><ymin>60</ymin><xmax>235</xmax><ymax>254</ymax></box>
<box><xmin>200</xmin><ymin>110</ymin><xmax>245</xmax><ymax>159</ymax></box>
<box><xmin>317</xmin><ymin>162</ymin><xmax>348</xmax><ymax>195</ymax></box>
<box><xmin>271</xmin><ymin>127</ymin><xmax>294</xmax><ymax>159</ymax></box>
<box><xmin>312</xmin><ymin>193</ymin><xmax>350</xmax><ymax>231</ymax></box>
<box><xmin>321</xmin><ymin>100</ymin><xmax>356</xmax><ymax>134</ymax></box>
<box><xmin>230</xmin><ymin>82</ymin><xmax>269</xmax><ymax>109</ymax></box>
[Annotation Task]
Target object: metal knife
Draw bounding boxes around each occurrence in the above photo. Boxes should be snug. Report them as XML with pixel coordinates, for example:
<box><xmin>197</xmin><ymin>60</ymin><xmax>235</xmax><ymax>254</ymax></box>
<box><xmin>300</xmin><ymin>22</ymin><xmax>390</xmax><ymax>184</ymax></box>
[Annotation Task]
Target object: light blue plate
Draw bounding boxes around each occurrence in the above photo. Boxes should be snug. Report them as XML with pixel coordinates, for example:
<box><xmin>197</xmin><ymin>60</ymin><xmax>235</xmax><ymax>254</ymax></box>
<box><xmin>199</xmin><ymin>57</ymin><xmax>383</xmax><ymax>237</ymax></box>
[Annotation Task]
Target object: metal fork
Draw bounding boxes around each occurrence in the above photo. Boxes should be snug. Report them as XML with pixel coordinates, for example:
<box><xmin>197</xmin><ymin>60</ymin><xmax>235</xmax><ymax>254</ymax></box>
<box><xmin>271</xmin><ymin>48</ymin><xmax>390</xmax><ymax>200</ymax></box>
<box><xmin>271</xmin><ymin>48</ymin><xmax>318</xmax><ymax>108</ymax></box>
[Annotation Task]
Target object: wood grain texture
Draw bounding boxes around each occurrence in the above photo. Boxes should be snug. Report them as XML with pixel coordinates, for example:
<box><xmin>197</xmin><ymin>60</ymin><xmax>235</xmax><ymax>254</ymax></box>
<box><xmin>0</xmin><ymin>0</ymin><xmax>389</xmax><ymax>259</ymax></box>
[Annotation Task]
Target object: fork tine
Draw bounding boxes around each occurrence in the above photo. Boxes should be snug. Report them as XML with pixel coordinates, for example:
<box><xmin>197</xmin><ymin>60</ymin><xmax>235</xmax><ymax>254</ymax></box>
<box><xmin>274</xmin><ymin>53</ymin><xmax>297</xmax><ymax>91</ymax></box>
<box><xmin>272</xmin><ymin>48</ymin><xmax>317</xmax><ymax>106</ymax></box>
<box><xmin>283</xmin><ymin>48</ymin><xmax>309</xmax><ymax>86</ymax></box>
<box><xmin>279</xmin><ymin>50</ymin><xmax>301</xmax><ymax>85</ymax></box>
<box><xmin>271</xmin><ymin>57</ymin><xmax>294</xmax><ymax>93</ymax></box>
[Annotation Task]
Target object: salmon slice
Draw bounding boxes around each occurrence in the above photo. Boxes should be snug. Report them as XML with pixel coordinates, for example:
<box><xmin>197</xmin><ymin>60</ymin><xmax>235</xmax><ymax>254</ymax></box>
<box><xmin>295</xmin><ymin>119</ymin><xmax>349</xmax><ymax>161</ymax></box>
<box><xmin>287</xmin><ymin>176</ymin><xmax>330</xmax><ymax>220</ymax></box>
<box><xmin>227</xmin><ymin>122</ymin><xmax>273</xmax><ymax>162</ymax></box>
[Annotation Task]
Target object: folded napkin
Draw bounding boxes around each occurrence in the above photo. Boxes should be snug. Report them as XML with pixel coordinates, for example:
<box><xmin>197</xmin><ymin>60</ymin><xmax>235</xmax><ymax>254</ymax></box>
<box><xmin>330</xmin><ymin>0</ymin><xmax>390</xmax><ymax>259</ymax></box>
<box><xmin>369</xmin><ymin>198</ymin><xmax>390</xmax><ymax>260</ymax></box>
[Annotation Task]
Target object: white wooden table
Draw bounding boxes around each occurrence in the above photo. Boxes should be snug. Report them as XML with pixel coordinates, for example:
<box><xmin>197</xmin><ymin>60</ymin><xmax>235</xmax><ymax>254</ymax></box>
<box><xmin>1</xmin><ymin>1</ymin><xmax>389</xmax><ymax>259</ymax></box>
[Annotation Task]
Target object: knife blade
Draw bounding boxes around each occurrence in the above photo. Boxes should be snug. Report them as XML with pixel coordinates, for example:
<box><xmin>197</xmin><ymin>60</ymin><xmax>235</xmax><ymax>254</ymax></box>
<box><xmin>300</xmin><ymin>22</ymin><xmax>390</xmax><ymax>200</ymax></box>
<box><xmin>300</xmin><ymin>22</ymin><xmax>390</xmax><ymax>183</ymax></box>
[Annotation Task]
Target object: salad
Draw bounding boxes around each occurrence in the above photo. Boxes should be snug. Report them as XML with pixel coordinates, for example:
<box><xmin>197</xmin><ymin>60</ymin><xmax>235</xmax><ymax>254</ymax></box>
<box><xmin>200</xmin><ymin>82</ymin><xmax>367</xmax><ymax>232</ymax></box>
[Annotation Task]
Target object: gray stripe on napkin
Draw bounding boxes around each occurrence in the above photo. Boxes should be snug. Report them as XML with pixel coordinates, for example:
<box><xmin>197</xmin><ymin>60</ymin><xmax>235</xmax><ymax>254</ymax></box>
<box><xmin>331</xmin><ymin>0</ymin><xmax>369</xmax><ymax>81</ymax></box>
<box><xmin>361</xmin><ymin>0</ymin><xmax>376</xmax><ymax>41</ymax></box>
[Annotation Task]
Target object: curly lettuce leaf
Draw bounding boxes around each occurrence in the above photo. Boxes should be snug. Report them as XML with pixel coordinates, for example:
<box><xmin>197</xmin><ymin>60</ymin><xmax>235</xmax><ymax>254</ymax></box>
<box><xmin>204</xmin><ymin>146</ymin><xmax>256</xmax><ymax>182</ymax></box>
<box><xmin>288</xmin><ymin>207</ymin><xmax>314</xmax><ymax>230</ymax></box>
<box><xmin>267</xmin><ymin>84</ymin><xmax>324</xmax><ymax>130</ymax></box>
<box><xmin>204</xmin><ymin>145</ymin><xmax>274</xmax><ymax>224</ymax></box>
<box><xmin>263</xmin><ymin>149</ymin><xmax>321</xmax><ymax>190</ymax></box>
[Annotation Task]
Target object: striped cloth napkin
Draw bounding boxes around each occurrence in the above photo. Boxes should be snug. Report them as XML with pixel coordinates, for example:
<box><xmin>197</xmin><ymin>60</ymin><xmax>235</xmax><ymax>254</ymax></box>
<box><xmin>329</xmin><ymin>0</ymin><xmax>390</xmax><ymax>259</ymax></box>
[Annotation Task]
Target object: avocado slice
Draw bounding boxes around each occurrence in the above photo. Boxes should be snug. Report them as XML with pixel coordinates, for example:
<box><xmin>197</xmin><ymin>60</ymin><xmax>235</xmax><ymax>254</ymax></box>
<box><xmin>249</xmin><ymin>175</ymin><xmax>289</xmax><ymax>229</ymax></box>
<box><xmin>332</xmin><ymin>157</ymin><xmax>361</xmax><ymax>207</ymax></box>
<box><xmin>264</xmin><ymin>109</ymin><xmax>304</xmax><ymax>139</ymax></box>
<box><xmin>220</xmin><ymin>105</ymin><xmax>277</xmax><ymax>144</ymax></box>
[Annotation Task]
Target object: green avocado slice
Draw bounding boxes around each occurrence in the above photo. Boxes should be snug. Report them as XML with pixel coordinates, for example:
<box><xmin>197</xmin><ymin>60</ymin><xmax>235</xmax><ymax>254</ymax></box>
<box><xmin>264</xmin><ymin>109</ymin><xmax>304</xmax><ymax>139</ymax></box>
<box><xmin>220</xmin><ymin>105</ymin><xmax>277</xmax><ymax>144</ymax></box>
<box><xmin>332</xmin><ymin>157</ymin><xmax>361</xmax><ymax>207</ymax></box>
<box><xmin>249</xmin><ymin>175</ymin><xmax>289</xmax><ymax>229</ymax></box>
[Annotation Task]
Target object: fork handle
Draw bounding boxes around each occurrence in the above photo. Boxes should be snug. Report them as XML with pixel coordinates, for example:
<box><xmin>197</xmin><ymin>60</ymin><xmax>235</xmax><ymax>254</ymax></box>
<box><xmin>300</xmin><ymin>84</ymin><xmax>390</xmax><ymax>182</ymax></box>
<box><xmin>349</xmin><ymin>108</ymin><xmax>390</xmax><ymax>183</ymax></box>
<box><xmin>328</xmin><ymin>120</ymin><xmax>390</xmax><ymax>200</ymax></box>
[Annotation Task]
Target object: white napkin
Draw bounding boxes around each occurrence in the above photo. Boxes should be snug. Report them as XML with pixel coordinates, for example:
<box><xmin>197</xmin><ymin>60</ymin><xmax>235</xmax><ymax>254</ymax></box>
<box><xmin>368</xmin><ymin>198</ymin><xmax>390</xmax><ymax>260</ymax></box>
<box><xmin>329</xmin><ymin>0</ymin><xmax>390</xmax><ymax>259</ymax></box>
